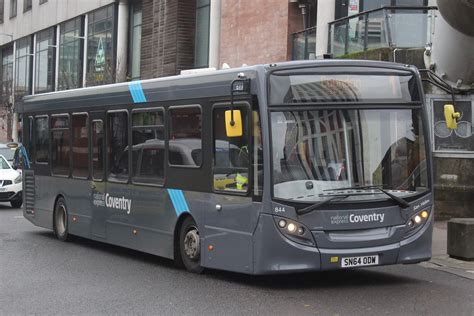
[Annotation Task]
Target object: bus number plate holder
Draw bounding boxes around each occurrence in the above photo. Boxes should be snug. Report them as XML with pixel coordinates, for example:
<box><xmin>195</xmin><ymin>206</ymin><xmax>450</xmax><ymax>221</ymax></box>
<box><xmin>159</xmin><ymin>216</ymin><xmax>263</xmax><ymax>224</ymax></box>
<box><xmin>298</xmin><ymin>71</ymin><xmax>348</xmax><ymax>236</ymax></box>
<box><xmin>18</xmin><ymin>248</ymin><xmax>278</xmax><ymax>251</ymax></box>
<box><xmin>341</xmin><ymin>255</ymin><xmax>379</xmax><ymax>268</ymax></box>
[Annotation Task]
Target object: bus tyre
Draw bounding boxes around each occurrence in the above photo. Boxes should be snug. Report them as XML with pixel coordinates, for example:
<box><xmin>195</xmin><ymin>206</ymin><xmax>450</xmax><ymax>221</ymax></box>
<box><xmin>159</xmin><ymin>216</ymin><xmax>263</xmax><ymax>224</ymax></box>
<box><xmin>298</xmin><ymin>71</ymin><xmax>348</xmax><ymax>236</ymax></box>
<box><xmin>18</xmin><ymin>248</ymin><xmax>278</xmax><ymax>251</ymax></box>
<box><xmin>10</xmin><ymin>199</ymin><xmax>22</xmax><ymax>208</ymax></box>
<box><xmin>53</xmin><ymin>197</ymin><xmax>69</xmax><ymax>242</ymax></box>
<box><xmin>179</xmin><ymin>217</ymin><xmax>203</xmax><ymax>273</ymax></box>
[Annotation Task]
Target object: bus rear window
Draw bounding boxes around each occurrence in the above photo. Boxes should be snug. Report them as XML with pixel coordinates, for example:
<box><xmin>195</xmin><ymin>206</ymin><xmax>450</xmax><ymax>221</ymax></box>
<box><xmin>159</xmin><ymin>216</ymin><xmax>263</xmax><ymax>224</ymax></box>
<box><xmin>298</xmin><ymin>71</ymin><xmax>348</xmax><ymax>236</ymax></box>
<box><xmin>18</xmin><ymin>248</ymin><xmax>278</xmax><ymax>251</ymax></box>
<box><xmin>269</xmin><ymin>68</ymin><xmax>420</xmax><ymax>104</ymax></box>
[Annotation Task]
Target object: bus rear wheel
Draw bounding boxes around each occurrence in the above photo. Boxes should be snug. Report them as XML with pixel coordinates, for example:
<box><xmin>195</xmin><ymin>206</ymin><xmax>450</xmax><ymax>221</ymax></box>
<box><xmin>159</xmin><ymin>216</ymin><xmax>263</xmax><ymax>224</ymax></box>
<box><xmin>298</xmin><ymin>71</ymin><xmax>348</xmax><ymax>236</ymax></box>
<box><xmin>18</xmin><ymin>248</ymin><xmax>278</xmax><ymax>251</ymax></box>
<box><xmin>53</xmin><ymin>197</ymin><xmax>69</xmax><ymax>241</ymax></box>
<box><xmin>179</xmin><ymin>217</ymin><xmax>203</xmax><ymax>273</ymax></box>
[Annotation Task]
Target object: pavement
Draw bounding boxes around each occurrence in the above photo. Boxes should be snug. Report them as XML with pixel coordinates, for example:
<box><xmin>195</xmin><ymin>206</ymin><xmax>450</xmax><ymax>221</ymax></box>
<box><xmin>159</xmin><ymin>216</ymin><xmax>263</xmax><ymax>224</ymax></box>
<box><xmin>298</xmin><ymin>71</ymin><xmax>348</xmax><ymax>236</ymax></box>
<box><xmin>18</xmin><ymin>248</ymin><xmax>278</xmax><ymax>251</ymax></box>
<box><xmin>422</xmin><ymin>221</ymin><xmax>474</xmax><ymax>280</ymax></box>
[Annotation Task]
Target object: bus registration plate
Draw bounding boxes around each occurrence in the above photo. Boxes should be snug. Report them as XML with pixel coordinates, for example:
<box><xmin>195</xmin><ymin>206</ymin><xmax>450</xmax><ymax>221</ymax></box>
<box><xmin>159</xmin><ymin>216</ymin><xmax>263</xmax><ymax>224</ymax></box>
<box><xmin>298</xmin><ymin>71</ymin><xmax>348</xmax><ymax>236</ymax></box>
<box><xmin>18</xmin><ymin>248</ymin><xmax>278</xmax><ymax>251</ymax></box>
<box><xmin>341</xmin><ymin>255</ymin><xmax>379</xmax><ymax>268</ymax></box>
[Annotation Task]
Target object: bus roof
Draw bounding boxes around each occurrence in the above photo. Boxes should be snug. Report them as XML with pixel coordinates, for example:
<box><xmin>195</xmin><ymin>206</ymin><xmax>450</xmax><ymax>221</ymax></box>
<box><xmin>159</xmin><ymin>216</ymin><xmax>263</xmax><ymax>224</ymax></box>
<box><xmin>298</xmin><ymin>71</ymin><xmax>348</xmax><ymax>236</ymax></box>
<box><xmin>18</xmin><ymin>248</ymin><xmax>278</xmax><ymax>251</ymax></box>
<box><xmin>17</xmin><ymin>60</ymin><xmax>417</xmax><ymax>113</ymax></box>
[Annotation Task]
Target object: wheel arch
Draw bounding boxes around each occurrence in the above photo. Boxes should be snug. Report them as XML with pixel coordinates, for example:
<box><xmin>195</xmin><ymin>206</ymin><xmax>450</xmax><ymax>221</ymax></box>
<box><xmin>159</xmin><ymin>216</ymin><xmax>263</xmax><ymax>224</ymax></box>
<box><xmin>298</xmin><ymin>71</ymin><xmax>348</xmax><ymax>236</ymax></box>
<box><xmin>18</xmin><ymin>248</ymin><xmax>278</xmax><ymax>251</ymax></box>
<box><xmin>173</xmin><ymin>212</ymin><xmax>194</xmax><ymax>262</ymax></box>
<box><xmin>52</xmin><ymin>193</ymin><xmax>66</xmax><ymax>229</ymax></box>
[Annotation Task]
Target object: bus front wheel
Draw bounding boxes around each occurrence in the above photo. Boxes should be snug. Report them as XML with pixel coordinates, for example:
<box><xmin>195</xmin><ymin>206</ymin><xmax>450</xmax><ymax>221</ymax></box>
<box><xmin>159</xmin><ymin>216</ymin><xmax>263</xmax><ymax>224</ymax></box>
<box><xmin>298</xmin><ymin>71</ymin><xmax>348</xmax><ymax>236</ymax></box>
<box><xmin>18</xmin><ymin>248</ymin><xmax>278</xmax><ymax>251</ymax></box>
<box><xmin>179</xmin><ymin>217</ymin><xmax>203</xmax><ymax>273</ymax></box>
<box><xmin>53</xmin><ymin>197</ymin><xmax>69</xmax><ymax>242</ymax></box>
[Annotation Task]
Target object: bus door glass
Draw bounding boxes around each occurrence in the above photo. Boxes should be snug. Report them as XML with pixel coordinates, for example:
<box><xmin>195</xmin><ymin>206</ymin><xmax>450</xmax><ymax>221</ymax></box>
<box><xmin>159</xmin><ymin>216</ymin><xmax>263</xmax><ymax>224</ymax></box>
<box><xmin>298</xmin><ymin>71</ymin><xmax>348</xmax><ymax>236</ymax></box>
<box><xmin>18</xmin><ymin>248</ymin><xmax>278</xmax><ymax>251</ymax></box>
<box><xmin>213</xmin><ymin>104</ymin><xmax>250</xmax><ymax>193</ymax></box>
<box><xmin>90</xmin><ymin>111</ymin><xmax>106</xmax><ymax>238</ymax></box>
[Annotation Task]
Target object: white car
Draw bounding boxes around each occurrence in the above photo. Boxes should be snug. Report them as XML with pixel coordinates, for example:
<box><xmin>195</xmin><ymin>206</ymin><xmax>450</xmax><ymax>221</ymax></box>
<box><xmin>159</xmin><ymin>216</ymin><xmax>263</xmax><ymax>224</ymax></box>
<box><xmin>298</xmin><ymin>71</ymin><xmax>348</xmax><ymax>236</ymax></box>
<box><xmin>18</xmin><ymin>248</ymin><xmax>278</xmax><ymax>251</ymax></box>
<box><xmin>0</xmin><ymin>154</ymin><xmax>22</xmax><ymax>208</ymax></box>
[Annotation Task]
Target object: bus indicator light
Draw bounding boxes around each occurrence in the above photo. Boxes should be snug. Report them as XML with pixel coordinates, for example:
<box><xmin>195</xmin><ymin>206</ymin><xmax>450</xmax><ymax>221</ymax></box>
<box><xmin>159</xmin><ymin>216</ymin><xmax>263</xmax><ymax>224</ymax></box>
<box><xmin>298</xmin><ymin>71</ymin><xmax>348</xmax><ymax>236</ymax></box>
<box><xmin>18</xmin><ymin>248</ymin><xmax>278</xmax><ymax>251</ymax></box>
<box><xmin>421</xmin><ymin>210</ymin><xmax>428</xmax><ymax>219</ymax></box>
<box><xmin>297</xmin><ymin>226</ymin><xmax>305</xmax><ymax>235</ymax></box>
<box><xmin>133</xmin><ymin>229</ymin><xmax>138</xmax><ymax>235</ymax></box>
<box><xmin>278</xmin><ymin>219</ymin><xmax>287</xmax><ymax>228</ymax></box>
<box><xmin>208</xmin><ymin>245</ymin><xmax>214</xmax><ymax>251</ymax></box>
<box><xmin>72</xmin><ymin>216</ymin><xmax>77</xmax><ymax>222</ymax></box>
<box><xmin>331</xmin><ymin>256</ymin><xmax>339</xmax><ymax>263</ymax></box>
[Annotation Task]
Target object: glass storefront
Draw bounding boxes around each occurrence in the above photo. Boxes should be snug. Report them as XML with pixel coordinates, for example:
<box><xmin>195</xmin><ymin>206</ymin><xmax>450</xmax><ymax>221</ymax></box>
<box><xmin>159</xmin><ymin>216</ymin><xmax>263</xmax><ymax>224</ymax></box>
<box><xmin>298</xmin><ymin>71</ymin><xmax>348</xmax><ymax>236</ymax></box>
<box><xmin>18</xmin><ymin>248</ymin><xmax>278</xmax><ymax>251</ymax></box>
<box><xmin>194</xmin><ymin>0</ymin><xmax>210</xmax><ymax>68</ymax></box>
<box><xmin>86</xmin><ymin>5</ymin><xmax>116</xmax><ymax>86</ymax></box>
<box><xmin>129</xmin><ymin>3</ymin><xmax>142</xmax><ymax>80</ymax></box>
<box><xmin>58</xmin><ymin>17</ymin><xmax>84</xmax><ymax>90</ymax></box>
<box><xmin>0</xmin><ymin>46</ymin><xmax>14</xmax><ymax>103</ymax></box>
<box><xmin>15</xmin><ymin>36</ymin><xmax>33</xmax><ymax>100</ymax></box>
<box><xmin>35</xmin><ymin>27</ymin><xmax>56</xmax><ymax>94</ymax></box>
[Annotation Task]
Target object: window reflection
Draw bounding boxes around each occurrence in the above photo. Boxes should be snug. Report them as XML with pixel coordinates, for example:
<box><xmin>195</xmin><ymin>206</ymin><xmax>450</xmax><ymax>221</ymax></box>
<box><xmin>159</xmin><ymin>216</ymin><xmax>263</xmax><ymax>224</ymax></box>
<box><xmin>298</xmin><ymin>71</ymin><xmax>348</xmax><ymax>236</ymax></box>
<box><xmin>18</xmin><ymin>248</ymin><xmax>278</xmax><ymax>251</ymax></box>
<box><xmin>72</xmin><ymin>114</ymin><xmax>89</xmax><ymax>178</ymax></box>
<box><xmin>169</xmin><ymin>107</ymin><xmax>202</xmax><ymax>167</ymax></box>
<box><xmin>107</xmin><ymin>112</ymin><xmax>128</xmax><ymax>182</ymax></box>
<box><xmin>92</xmin><ymin>120</ymin><xmax>104</xmax><ymax>180</ymax></box>
<box><xmin>35</xmin><ymin>28</ymin><xmax>56</xmax><ymax>94</ymax></box>
<box><xmin>132</xmin><ymin>110</ymin><xmax>165</xmax><ymax>184</ymax></box>
<box><xmin>58</xmin><ymin>17</ymin><xmax>84</xmax><ymax>90</ymax></box>
<box><xmin>87</xmin><ymin>5</ymin><xmax>115</xmax><ymax>86</ymax></box>
<box><xmin>51</xmin><ymin>116</ymin><xmax>70</xmax><ymax>176</ymax></box>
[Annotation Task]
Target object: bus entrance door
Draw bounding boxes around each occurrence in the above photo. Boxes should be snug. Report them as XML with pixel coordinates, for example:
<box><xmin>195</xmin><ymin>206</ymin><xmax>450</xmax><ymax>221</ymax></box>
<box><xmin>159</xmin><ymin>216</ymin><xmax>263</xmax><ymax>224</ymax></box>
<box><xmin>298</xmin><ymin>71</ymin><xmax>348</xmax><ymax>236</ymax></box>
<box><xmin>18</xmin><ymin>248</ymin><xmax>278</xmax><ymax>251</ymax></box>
<box><xmin>90</xmin><ymin>112</ymin><xmax>107</xmax><ymax>238</ymax></box>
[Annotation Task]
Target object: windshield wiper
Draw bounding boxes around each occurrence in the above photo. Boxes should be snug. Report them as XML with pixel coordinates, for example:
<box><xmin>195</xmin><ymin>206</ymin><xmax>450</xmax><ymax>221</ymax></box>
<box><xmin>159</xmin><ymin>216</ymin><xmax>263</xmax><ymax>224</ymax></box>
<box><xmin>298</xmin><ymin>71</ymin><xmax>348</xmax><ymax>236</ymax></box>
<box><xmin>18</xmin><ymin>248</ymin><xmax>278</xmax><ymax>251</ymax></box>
<box><xmin>324</xmin><ymin>185</ymin><xmax>410</xmax><ymax>209</ymax></box>
<box><xmin>297</xmin><ymin>195</ymin><xmax>349</xmax><ymax>215</ymax></box>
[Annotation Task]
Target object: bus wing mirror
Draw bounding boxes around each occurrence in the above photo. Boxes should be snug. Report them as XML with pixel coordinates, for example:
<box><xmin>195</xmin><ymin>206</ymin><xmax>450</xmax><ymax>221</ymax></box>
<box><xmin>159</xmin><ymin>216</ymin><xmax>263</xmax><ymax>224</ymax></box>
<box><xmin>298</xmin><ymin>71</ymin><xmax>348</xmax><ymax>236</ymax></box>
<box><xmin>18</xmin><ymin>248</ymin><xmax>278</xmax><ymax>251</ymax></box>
<box><xmin>444</xmin><ymin>104</ymin><xmax>460</xmax><ymax>129</ymax></box>
<box><xmin>225</xmin><ymin>110</ymin><xmax>243</xmax><ymax>137</ymax></box>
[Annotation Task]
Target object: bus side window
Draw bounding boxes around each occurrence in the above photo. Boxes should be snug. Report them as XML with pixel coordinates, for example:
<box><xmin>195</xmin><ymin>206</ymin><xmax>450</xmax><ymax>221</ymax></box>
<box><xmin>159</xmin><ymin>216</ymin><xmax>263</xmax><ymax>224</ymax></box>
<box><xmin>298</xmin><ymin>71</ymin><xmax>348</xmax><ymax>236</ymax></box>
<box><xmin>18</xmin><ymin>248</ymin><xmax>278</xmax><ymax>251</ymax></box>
<box><xmin>51</xmin><ymin>115</ymin><xmax>71</xmax><ymax>176</ymax></box>
<box><xmin>131</xmin><ymin>109</ymin><xmax>165</xmax><ymax>185</ymax></box>
<box><xmin>35</xmin><ymin>116</ymin><xmax>49</xmax><ymax>164</ymax></box>
<box><xmin>213</xmin><ymin>106</ymin><xmax>249</xmax><ymax>193</ymax></box>
<box><xmin>168</xmin><ymin>106</ymin><xmax>202</xmax><ymax>167</ymax></box>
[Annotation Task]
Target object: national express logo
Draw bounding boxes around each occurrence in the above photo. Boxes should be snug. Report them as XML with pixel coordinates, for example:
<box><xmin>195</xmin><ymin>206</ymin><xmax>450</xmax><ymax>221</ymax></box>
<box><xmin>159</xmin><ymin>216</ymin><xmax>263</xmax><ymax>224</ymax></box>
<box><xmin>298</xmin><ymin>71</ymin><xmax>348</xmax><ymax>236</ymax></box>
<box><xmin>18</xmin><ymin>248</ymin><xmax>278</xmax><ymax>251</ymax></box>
<box><xmin>93</xmin><ymin>192</ymin><xmax>132</xmax><ymax>214</ymax></box>
<box><xmin>330</xmin><ymin>213</ymin><xmax>385</xmax><ymax>225</ymax></box>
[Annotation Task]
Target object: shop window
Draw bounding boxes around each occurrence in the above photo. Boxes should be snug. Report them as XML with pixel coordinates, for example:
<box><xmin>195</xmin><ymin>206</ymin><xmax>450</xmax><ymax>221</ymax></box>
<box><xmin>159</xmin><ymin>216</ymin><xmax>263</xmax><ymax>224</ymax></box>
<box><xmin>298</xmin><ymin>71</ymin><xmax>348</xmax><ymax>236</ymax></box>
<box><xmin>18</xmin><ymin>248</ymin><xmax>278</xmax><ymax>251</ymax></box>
<box><xmin>87</xmin><ymin>5</ymin><xmax>115</xmax><ymax>86</ymax></box>
<box><xmin>194</xmin><ymin>0</ymin><xmax>210</xmax><ymax>68</ymax></box>
<box><xmin>15</xmin><ymin>36</ymin><xmax>33</xmax><ymax>100</ymax></box>
<box><xmin>1</xmin><ymin>46</ymin><xmax>13</xmax><ymax>103</ymax></box>
<box><xmin>35</xmin><ymin>27</ymin><xmax>56</xmax><ymax>93</ymax></box>
<box><xmin>128</xmin><ymin>3</ymin><xmax>142</xmax><ymax>80</ymax></box>
<box><xmin>58</xmin><ymin>17</ymin><xmax>84</xmax><ymax>90</ymax></box>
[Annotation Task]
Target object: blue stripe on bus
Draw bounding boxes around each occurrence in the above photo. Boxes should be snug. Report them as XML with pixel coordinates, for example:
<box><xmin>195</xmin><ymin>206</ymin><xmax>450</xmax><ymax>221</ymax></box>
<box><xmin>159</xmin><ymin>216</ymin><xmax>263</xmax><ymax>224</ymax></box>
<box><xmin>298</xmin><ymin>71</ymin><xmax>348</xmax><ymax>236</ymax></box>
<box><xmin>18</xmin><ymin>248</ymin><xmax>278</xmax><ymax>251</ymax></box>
<box><xmin>167</xmin><ymin>189</ymin><xmax>190</xmax><ymax>216</ymax></box>
<box><xmin>128</xmin><ymin>81</ymin><xmax>147</xmax><ymax>103</ymax></box>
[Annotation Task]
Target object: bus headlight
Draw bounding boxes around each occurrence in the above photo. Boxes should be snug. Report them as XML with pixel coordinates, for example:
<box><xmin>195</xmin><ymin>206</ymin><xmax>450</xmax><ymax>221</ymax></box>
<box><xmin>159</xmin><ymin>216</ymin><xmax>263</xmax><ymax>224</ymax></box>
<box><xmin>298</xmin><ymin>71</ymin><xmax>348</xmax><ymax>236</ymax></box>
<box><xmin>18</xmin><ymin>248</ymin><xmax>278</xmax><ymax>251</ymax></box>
<box><xmin>273</xmin><ymin>216</ymin><xmax>315</xmax><ymax>247</ymax></box>
<box><xmin>405</xmin><ymin>209</ymin><xmax>430</xmax><ymax>237</ymax></box>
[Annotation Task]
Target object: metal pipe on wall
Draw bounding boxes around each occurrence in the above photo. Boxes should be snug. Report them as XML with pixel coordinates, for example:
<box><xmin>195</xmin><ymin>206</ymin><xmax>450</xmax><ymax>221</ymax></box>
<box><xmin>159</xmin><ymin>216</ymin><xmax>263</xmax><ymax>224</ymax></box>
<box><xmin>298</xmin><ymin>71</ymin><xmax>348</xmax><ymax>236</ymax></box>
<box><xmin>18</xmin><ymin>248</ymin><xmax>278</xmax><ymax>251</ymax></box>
<box><xmin>430</xmin><ymin>0</ymin><xmax>474</xmax><ymax>90</ymax></box>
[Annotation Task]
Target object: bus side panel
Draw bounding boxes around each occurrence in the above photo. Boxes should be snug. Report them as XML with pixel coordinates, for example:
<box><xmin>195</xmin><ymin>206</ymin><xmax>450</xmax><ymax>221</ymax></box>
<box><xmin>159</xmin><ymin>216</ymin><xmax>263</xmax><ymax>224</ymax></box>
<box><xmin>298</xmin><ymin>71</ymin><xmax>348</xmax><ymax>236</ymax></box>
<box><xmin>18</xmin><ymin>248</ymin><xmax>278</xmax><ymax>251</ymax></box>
<box><xmin>198</xmin><ymin>193</ymin><xmax>260</xmax><ymax>274</ymax></box>
<box><xmin>27</xmin><ymin>175</ymin><xmax>56</xmax><ymax>230</ymax></box>
<box><xmin>105</xmin><ymin>182</ymin><xmax>174</xmax><ymax>259</ymax></box>
<box><xmin>253</xmin><ymin>214</ymin><xmax>321</xmax><ymax>274</ymax></box>
<box><xmin>66</xmin><ymin>179</ymin><xmax>94</xmax><ymax>238</ymax></box>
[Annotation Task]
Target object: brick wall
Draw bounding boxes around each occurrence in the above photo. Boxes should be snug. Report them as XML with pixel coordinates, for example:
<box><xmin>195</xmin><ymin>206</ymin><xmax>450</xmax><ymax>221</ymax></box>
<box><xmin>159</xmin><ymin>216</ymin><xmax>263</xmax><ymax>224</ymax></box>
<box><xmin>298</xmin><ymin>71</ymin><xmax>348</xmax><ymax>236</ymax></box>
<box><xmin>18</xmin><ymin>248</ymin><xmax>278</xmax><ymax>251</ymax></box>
<box><xmin>220</xmin><ymin>0</ymin><xmax>296</xmax><ymax>67</ymax></box>
<box><xmin>140</xmin><ymin>0</ymin><xmax>196</xmax><ymax>79</ymax></box>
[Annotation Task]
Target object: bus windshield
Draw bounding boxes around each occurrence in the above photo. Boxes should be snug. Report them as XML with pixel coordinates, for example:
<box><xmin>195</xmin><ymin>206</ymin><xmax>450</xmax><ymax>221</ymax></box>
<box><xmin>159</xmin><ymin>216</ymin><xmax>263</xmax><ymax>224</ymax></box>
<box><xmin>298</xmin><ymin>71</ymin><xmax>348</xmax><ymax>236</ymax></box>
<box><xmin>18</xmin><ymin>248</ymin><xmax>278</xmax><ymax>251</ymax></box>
<box><xmin>271</xmin><ymin>109</ymin><xmax>429</xmax><ymax>203</ymax></box>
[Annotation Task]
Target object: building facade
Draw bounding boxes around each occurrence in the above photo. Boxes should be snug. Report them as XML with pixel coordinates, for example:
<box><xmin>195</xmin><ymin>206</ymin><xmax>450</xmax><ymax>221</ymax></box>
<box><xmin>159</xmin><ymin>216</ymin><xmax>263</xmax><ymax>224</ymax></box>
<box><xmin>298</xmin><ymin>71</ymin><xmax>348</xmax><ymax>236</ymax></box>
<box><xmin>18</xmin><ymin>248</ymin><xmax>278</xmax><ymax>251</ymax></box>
<box><xmin>0</xmin><ymin>0</ymin><xmax>219</xmax><ymax>142</ymax></box>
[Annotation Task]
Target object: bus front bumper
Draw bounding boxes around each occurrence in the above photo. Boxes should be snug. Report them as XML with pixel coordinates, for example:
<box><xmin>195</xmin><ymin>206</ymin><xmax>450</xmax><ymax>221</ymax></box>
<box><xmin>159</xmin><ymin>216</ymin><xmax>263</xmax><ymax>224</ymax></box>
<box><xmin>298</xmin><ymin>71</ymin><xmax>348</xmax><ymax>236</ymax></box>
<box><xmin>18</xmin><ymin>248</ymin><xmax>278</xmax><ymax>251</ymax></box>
<box><xmin>252</xmin><ymin>214</ymin><xmax>432</xmax><ymax>274</ymax></box>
